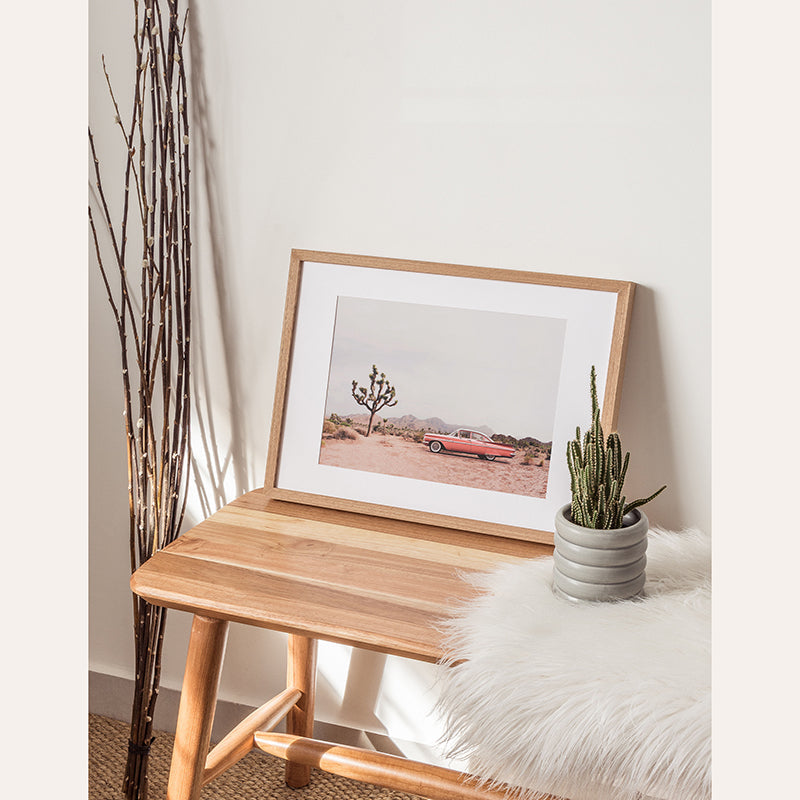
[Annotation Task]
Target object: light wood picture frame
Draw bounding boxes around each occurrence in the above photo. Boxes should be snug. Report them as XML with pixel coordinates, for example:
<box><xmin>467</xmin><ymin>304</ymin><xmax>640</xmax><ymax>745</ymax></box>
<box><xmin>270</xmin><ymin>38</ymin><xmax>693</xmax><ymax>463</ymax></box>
<box><xmin>265</xmin><ymin>250</ymin><xmax>635</xmax><ymax>544</ymax></box>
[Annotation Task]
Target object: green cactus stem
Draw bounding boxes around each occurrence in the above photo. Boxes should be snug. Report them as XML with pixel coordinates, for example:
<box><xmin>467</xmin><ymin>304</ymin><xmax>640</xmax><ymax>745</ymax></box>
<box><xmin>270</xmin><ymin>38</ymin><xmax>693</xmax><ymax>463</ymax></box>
<box><xmin>567</xmin><ymin>366</ymin><xmax>665</xmax><ymax>529</ymax></box>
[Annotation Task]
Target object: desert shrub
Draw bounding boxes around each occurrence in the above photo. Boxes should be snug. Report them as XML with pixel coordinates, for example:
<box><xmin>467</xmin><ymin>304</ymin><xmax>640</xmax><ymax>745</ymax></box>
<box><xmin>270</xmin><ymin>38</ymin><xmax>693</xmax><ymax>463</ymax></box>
<box><xmin>334</xmin><ymin>427</ymin><xmax>358</xmax><ymax>441</ymax></box>
<box><xmin>322</xmin><ymin>420</ymin><xmax>336</xmax><ymax>435</ymax></box>
<box><xmin>523</xmin><ymin>447</ymin><xmax>541</xmax><ymax>465</ymax></box>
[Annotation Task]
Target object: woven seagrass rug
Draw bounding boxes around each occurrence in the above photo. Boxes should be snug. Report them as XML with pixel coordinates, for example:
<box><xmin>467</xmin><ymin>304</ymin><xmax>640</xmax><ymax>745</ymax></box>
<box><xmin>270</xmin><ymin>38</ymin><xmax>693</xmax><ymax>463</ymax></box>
<box><xmin>88</xmin><ymin>714</ymin><xmax>418</xmax><ymax>800</ymax></box>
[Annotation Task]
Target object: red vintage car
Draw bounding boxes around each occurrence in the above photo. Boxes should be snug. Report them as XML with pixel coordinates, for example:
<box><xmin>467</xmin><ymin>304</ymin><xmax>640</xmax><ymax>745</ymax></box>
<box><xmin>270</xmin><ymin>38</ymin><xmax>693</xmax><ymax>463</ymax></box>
<box><xmin>422</xmin><ymin>428</ymin><xmax>515</xmax><ymax>461</ymax></box>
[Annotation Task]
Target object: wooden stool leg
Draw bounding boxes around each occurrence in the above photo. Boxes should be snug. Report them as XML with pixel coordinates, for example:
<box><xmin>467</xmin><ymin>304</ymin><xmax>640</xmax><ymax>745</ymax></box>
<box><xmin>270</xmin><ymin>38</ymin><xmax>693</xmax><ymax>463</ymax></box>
<box><xmin>167</xmin><ymin>615</ymin><xmax>229</xmax><ymax>800</ymax></box>
<box><xmin>285</xmin><ymin>634</ymin><xmax>318</xmax><ymax>788</ymax></box>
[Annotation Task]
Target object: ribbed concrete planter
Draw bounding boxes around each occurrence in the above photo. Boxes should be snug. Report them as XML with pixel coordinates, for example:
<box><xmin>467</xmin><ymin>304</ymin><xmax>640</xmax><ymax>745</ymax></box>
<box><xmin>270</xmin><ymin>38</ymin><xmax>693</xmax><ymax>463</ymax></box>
<box><xmin>553</xmin><ymin>504</ymin><xmax>648</xmax><ymax>602</ymax></box>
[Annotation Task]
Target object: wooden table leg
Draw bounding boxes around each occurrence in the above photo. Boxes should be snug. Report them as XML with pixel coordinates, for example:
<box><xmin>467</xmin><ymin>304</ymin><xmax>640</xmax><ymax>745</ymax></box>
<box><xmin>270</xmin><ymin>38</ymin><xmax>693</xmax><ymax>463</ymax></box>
<box><xmin>167</xmin><ymin>615</ymin><xmax>229</xmax><ymax>800</ymax></box>
<box><xmin>285</xmin><ymin>634</ymin><xmax>318</xmax><ymax>788</ymax></box>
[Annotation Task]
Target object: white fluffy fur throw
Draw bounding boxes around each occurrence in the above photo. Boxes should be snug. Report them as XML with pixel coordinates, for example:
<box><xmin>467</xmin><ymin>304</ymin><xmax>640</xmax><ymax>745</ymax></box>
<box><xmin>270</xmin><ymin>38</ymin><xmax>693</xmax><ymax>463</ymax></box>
<box><xmin>437</xmin><ymin>529</ymin><xmax>710</xmax><ymax>800</ymax></box>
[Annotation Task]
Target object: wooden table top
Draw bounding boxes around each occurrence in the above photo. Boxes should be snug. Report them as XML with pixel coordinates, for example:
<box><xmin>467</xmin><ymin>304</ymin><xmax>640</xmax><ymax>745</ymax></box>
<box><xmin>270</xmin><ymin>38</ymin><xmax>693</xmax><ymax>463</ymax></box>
<box><xmin>131</xmin><ymin>490</ymin><xmax>553</xmax><ymax>662</ymax></box>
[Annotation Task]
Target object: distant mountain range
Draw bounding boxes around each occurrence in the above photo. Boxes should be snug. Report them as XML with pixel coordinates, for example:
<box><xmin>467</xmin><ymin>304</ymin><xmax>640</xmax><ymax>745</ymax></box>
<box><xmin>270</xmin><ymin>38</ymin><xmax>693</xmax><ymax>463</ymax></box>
<box><xmin>331</xmin><ymin>412</ymin><xmax>494</xmax><ymax>437</ymax></box>
<box><xmin>329</xmin><ymin>412</ymin><xmax>553</xmax><ymax>448</ymax></box>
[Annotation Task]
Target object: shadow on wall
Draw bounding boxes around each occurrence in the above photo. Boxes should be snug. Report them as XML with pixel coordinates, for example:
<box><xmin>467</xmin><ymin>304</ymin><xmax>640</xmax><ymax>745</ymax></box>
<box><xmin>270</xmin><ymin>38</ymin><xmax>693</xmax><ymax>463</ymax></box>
<box><xmin>620</xmin><ymin>284</ymin><xmax>680</xmax><ymax>531</ymax></box>
<box><xmin>187</xmin><ymin>8</ymin><xmax>253</xmax><ymax>517</ymax></box>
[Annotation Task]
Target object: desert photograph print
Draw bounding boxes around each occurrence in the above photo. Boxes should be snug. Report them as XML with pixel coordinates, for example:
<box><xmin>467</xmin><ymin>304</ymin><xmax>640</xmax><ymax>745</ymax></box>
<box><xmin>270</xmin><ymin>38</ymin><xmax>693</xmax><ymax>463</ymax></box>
<box><xmin>318</xmin><ymin>296</ymin><xmax>566</xmax><ymax>498</ymax></box>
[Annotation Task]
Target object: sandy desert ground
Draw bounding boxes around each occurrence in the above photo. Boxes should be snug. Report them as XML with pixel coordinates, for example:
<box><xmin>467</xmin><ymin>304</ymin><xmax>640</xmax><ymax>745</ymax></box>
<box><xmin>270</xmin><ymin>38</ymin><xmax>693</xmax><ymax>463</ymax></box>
<box><xmin>318</xmin><ymin>433</ymin><xmax>550</xmax><ymax>498</ymax></box>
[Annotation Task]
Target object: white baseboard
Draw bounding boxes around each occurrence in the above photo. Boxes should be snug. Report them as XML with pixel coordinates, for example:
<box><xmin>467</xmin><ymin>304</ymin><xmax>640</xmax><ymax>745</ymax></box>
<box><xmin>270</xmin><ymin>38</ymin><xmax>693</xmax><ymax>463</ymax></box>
<box><xmin>88</xmin><ymin>670</ymin><xmax>409</xmax><ymax>755</ymax></box>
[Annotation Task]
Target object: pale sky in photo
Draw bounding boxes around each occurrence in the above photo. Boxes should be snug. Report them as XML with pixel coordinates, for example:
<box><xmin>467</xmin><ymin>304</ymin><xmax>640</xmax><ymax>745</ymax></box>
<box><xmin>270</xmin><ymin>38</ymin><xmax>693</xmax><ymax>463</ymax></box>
<box><xmin>324</xmin><ymin>297</ymin><xmax>567</xmax><ymax>440</ymax></box>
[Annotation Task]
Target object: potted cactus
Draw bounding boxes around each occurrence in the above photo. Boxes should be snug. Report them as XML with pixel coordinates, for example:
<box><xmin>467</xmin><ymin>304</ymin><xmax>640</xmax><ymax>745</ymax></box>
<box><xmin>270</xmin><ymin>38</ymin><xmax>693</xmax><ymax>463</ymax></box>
<box><xmin>553</xmin><ymin>366</ymin><xmax>666</xmax><ymax>602</ymax></box>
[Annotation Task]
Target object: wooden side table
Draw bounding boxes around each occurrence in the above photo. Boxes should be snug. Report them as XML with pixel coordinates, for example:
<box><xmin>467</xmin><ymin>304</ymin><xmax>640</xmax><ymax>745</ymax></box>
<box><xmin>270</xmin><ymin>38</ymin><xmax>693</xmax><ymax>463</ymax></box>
<box><xmin>131</xmin><ymin>489</ymin><xmax>554</xmax><ymax>800</ymax></box>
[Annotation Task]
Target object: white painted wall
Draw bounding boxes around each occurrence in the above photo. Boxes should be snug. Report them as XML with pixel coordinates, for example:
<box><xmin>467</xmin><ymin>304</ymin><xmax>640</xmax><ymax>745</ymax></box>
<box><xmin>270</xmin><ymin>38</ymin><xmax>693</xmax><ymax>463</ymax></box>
<box><xmin>89</xmin><ymin>0</ymin><xmax>709</xmax><ymax>760</ymax></box>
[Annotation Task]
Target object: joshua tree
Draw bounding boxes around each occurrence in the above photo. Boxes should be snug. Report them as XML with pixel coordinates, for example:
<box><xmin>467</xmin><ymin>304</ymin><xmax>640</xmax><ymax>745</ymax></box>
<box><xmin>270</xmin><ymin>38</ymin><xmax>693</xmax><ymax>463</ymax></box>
<box><xmin>566</xmin><ymin>366</ymin><xmax>666</xmax><ymax>529</ymax></box>
<box><xmin>351</xmin><ymin>365</ymin><xmax>398</xmax><ymax>437</ymax></box>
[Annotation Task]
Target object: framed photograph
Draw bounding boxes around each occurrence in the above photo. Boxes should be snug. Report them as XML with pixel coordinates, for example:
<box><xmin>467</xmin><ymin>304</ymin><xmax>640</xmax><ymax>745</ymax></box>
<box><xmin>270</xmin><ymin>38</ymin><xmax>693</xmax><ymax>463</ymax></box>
<box><xmin>265</xmin><ymin>250</ymin><xmax>635</xmax><ymax>544</ymax></box>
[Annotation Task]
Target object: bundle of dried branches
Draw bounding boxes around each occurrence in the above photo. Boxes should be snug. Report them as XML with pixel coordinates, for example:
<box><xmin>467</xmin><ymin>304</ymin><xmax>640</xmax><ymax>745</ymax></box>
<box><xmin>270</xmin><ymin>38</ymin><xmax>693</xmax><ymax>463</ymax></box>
<box><xmin>89</xmin><ymin>2</ymin><xmax>191</xmax><ymax>798</ymax></box>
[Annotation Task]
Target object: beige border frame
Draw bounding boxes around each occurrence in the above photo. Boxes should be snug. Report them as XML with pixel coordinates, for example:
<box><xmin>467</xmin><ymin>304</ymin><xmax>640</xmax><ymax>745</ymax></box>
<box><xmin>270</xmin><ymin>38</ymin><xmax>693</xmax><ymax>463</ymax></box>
<box><xmin>265</xmin><ymin>249</ymin><xmax>635</xmax><ymax>543</ymax></box>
